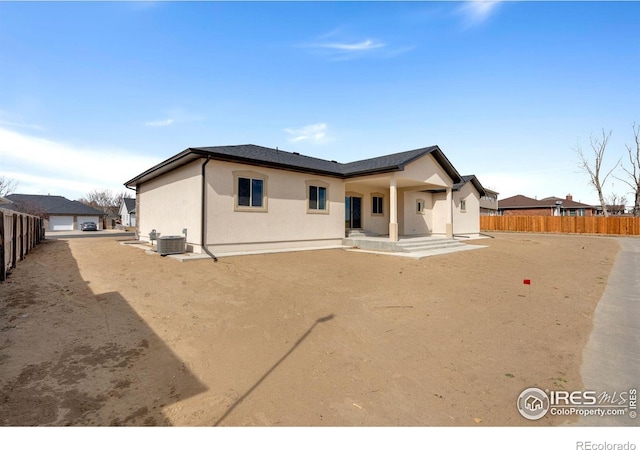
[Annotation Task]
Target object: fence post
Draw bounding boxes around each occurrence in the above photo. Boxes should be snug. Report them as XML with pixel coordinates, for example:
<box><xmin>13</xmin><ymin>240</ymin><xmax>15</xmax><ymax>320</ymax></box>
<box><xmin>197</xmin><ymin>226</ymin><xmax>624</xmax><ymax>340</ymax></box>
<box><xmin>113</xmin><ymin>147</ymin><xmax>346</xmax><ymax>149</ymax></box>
<box><xmin>11</xmin><ymin>214</ymin><xmax>17</xmax><ymax>269</ymax></box>
<box><xmin>0</xmin><ymin>211</ymin><xmax>5</xmax><ymax>282</ymax></box>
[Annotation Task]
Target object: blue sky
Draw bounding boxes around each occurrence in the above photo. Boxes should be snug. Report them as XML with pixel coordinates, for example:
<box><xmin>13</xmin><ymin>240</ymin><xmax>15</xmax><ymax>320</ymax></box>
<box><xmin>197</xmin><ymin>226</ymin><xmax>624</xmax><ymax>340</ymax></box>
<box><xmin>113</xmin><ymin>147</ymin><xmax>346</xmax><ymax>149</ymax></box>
<box><xmin>0</xmin><ymin>1</ymin><xmax>638</xmax><ymax>205</ymax></box>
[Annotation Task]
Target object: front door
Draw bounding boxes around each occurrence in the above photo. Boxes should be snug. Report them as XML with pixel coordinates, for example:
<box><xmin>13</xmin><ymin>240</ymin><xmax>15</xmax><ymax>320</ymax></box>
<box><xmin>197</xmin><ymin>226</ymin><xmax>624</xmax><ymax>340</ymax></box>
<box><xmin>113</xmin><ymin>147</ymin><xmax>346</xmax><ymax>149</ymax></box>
<box><xmin>345</xmin><ymin>196</ymin><xmax>362</xmax><ymax>229</ymax></box>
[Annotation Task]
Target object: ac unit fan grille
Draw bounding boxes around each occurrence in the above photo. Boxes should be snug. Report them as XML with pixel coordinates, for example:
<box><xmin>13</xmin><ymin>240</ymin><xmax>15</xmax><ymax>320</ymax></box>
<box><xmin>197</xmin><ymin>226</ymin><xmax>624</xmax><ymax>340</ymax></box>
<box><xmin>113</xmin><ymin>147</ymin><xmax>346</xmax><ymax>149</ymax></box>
<box><xmin>157</xmin><ymin>236</ymin><xmax>186</xmax><ymax>255</ymax></box>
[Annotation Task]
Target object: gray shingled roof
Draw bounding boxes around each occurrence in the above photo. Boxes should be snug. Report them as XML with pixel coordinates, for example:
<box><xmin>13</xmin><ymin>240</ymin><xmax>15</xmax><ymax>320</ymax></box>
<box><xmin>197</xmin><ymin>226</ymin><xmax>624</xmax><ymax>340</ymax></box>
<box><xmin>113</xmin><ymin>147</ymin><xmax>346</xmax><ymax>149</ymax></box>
<box><xmin>538</xmin><ymin>196</ymin><xmax>595</xmax><ymax>209</ymax></box>
<box><xmin>424</xmin><ymin>174</ymin><xmax>488</xmax><ymax>196</ymax></box>
<box><xmin>499</xmin><ymin>194</ymin><xmax>596</xmax><ymax>210</ymax></box>
<box><xmin>125</xmin><ymin>144</ymin><xmax>463</xmax><ymax>187</ymax></box>
<box><xmin>5</xmin><ymin>194</ymin><xmax>104</xmax><ymax>215</ymax></box>
<box><xmin>498</xmin><ymin>195</ymin><xmax>548</xmax><ymax>209</ymax></box>
<box><xmin>123</xmin><ymin>197</ymin><xmax>136</xmax><ymax>213</ymax></box>
<box><xmin>454</xmin><ymin>175</ymin><xmax>487</xmax><ymax>196</ymax></box>
<box><xmin>192</xmin><ymin>144</ymin><xmax>344</xmax><ymax>176</ymax></box>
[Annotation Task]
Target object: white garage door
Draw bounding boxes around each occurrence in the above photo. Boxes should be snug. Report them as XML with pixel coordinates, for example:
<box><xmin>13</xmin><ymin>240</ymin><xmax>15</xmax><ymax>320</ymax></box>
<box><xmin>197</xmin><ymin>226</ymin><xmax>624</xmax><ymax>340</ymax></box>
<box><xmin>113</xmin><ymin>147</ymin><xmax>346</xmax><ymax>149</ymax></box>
<box><xmin>77</xmin><ymin>216</ymin><xmax>100</xmax><ymax>229</ymax></box>
<box><xmin>49</xmin><ymin>216</ymin><xmax>74</xmax><ymax>231</ymax></box>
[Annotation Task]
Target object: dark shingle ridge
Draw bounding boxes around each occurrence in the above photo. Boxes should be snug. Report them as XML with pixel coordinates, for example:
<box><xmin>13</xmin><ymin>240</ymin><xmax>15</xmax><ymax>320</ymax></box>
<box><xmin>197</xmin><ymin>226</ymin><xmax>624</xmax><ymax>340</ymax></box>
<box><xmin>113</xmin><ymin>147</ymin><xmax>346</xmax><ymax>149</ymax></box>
<box><xmin>126</xmin><ymin>143</ymin><xmax>463</xmax><ymax>187</ymax></box>
<box><xmin>191</xmin><ymin>144</ymin><xmax>443</xmax><ymax>178</ymax></box>
<box><xmin>341</xmin><ymin>146</ymin><xmax>438</xmax><ymax>176</ymax></box>
<box><xmin>191</xmin><ymin>144</ymin><xmax>344</xmax><ymax>176</ymax></box>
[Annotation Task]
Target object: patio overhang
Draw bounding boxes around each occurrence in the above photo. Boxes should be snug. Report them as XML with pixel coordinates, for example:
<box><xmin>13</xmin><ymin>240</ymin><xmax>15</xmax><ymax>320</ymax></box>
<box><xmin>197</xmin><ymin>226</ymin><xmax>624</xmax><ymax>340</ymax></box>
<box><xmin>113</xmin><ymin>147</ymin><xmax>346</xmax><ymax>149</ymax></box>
<box><xmin>344</xmin><ymin>166</ymin><xmax>455</xmax><ymax>241</ymax></box>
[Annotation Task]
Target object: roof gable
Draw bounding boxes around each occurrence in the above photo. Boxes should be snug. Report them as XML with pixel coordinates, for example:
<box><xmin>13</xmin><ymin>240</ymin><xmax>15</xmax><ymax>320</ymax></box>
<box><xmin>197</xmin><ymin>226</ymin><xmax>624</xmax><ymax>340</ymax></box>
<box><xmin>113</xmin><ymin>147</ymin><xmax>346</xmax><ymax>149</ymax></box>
<box><xmin>454</xmin><ymin>175</ymin><xmax>487</xmax><ymax>196</ymax></box>
<box><xmin>122</xmin><ymin>197</ymin><xmax>136</xmax><ymax>212</ymax></box>
<box><xmin>498</xmin><ymin>195</ymin><xmax>548</xmax><ymax>209</ymax></box>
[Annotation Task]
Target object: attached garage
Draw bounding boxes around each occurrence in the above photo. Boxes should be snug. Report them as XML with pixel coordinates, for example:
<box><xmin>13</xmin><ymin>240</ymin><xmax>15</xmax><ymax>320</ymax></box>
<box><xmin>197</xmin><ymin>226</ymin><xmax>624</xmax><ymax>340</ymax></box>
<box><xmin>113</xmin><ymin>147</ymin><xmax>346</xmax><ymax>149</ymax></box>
<box><xmin>4</xmin><ymin>194</ymin><xmax>105</xmax><ymax>232</ymax></box>
<box><xmin>49</xmin><ymin>215</ymin><xmax>74</xmax><ymax>231</ymax></box>
<box><xmin>77</xmin><ymin>216</ymin><xmax>100</xmax><ymax>229</ymax></box>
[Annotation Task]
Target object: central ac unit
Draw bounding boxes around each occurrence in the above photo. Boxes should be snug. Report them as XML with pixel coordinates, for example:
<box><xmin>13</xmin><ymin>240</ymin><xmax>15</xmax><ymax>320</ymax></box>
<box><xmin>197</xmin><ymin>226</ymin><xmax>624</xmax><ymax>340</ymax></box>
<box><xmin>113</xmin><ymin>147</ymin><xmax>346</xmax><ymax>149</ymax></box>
<box><xmin>156</xmin><ymin>235</ymin><xmax>186</xmax><ymax>256</ymax></box>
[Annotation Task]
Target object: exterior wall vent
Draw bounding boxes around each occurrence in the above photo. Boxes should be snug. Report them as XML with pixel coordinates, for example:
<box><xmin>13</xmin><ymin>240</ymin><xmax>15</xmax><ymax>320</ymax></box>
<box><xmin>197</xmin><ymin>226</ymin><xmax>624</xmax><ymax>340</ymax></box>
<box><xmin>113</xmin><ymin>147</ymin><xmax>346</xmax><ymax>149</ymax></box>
<box><xmin>156</xmin><ymin>236</ymin><xmax>186</xmax><ymax>256</ymax></box>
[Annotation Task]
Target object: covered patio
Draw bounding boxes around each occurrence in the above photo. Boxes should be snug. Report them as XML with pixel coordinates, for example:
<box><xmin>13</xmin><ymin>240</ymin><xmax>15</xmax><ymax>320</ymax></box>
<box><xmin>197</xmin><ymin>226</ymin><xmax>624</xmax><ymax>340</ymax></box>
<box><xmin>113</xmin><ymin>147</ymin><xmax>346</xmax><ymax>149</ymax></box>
<box><xmin>343</xmin><ymin>150</ymin><xmax>460</xmax><ymax>242</ymax></box>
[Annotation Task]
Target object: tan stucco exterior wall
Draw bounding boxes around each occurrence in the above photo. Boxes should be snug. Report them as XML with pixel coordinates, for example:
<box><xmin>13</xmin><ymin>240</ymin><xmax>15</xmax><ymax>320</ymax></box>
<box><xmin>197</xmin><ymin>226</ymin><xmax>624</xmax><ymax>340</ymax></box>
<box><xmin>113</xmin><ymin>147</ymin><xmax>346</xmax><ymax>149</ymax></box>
<box><xmin>430</xmin><ymin>192</ymin><xmax>449</xmax><ymax>235</ymax></box>
<box><xmin>137</xmin><ymin>160</ymin><xmax>203</xmax><ymax>248</ymax></box>
<box><xmin>401</xmin><ymin>190</ymin><xmax>433</xmax><ymax>235</ymax></box>
<box><xmin>453</xmin><ymin>182</ymin><xmax>480</xmax><ymax>235</ymax></box>
<box><xmin>401</xmin><ymin>154</ymin><xmax>454</xmax><ymax>187</ymax></box>
<box><xmin>344</xmin><ymin>185</ymin><xmax>390</xmax><ymax>235</ymax></box>
<box><xmin>205</xmin><ymin>160</ymin><xmax>345</xmax><ymax>253</ymax></box>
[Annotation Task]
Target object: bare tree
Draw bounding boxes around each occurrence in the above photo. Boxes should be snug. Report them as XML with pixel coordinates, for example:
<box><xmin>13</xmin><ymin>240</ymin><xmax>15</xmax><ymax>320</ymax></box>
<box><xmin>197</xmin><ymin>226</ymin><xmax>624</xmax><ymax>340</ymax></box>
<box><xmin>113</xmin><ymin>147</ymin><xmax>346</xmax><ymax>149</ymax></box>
<box><xmin>615</xmin><ymin>123</ymin><xmax>640</xmax><ymax>217</ymax></box>
<box><xmin>78</xmin><ymin>189</ymin><xmax>131</xmax><ymax>215</ymax></box>
<box><xmin>575</xmin><ymin>129</ymin><xmax>621</xmax><ymax>217</ymax></box>
<box><xmin>0</xmin><ymin>176</ymin><xmax>18</xmax><ymax>197</ymax></box>
<box><xmin>606</xmin><ymin>192</ymin><xmax>628</xmax><ymax>215</ymax></box>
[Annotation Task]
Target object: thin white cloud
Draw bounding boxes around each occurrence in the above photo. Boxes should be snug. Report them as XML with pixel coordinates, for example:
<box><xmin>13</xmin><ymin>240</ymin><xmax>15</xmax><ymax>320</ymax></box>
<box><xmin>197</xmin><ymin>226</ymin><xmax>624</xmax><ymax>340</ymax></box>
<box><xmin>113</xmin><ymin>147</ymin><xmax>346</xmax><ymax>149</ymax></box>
<box><xmin>144</xmin><ymin>108</ymin><xmax>206</xmax><ymax>127</ymax></box>
<box><xmin>318</xmin><ymin>39</ymin><xmax>385</xmax><ymax>52</ymax></box>
<box><xmin>145</xmin><ymin>118</ymin><xmax>174</xmax><ymax>127</ymax></box>
<box><xmin>457</xmin><ymin>1</ymin><xmax>503</xmax><ymax>27</ymax></box>
<box><xmin>303</xmin><ymin>30</ymin><xmax>399</xmax><ymax>61</ymax></box>
<box><xmin>0</xmin><ymin>127</ymin><xmax>158</xmax><ymax>199</ymax></box>
<box><xmin>284</xmin><ymin>123</ymin><xmax>328</xmax><ymax>143</ymax></box>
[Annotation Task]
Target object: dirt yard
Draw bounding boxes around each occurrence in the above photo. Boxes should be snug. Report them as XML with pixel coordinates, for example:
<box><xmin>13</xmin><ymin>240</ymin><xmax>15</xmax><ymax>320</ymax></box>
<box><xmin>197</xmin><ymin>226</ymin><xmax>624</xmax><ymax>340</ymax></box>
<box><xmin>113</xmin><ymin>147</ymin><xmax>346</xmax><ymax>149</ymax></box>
<box><xmin>0</xmin><ymin>233</ymin><xmax>620</xmax><ymax>426</ymax></box>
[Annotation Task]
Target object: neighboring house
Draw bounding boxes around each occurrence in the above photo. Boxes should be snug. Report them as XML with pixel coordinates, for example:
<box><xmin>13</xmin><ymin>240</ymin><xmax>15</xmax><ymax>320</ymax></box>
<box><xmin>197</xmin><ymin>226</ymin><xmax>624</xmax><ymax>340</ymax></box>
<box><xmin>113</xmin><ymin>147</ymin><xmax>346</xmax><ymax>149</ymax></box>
<box><xmin>119</xmin><ymin>198</ymin><xmax>136</xmax><ymax>227</ymax></box>
<box><xmin>595</xmin><ymin>204</ymin><xmax>628</xmax><ymax>216</ymax></box>
<box><xmin>479</xmin><ymin>188</ymin><xmax>499</xmax><ymax>216</ymax></box>
<box><xmin>498</xmin><ymin>194</ymin><xmax>596</xmax><ymax>216</ymax></box>
<box><xmin>103</xmin><ymin>206</ymin><xmax>121</xmax><ymax>229</ymax></box>
<box><xmin>0</xmin><ymin>196</ymin><xmax>12</xmax><ymax>206</ymax></box>
<box><xmin>125</xmin><ymin>144</ymin><xmax>484</xmax><ymax>255</ymax></box>
<box><xmin>5</xmin><ymin>194</ymin><xmax>105</xmax><ymax>231</ymax></box>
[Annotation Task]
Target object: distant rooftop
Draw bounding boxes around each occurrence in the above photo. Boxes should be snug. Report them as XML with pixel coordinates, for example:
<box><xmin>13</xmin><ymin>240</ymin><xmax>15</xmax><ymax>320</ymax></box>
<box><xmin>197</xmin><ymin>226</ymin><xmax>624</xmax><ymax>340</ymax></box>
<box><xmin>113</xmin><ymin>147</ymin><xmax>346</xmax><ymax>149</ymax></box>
<box><xmin>5</xmin><ymin>194</ymin><xmax>104</xmax><ymax>215</ymax></box>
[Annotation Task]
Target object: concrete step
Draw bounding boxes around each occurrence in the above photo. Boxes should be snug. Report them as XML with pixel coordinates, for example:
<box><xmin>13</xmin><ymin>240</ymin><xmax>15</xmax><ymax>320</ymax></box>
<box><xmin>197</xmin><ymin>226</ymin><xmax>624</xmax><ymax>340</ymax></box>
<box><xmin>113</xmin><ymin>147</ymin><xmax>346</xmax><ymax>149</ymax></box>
<box><xmin>346</xmin><ymin>229</ymin><xmax>379</xmax><ymax>238</ymax></box>
<box><xmin>343</xmin><ymin>236</ymin><xmax>468</xmax><ymax>254</ymax></box>
<box><xmin>395</xmin><ymin>239</ymin><xmax>466</xmax><ymax>253</ymax></box>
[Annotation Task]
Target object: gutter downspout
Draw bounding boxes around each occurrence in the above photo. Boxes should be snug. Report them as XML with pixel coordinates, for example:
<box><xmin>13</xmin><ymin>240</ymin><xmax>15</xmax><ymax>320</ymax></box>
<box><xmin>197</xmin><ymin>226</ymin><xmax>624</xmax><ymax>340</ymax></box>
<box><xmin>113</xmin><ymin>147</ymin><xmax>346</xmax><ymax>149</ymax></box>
<box><xmin>201</xmin><ymin>156</ymin><xmax>218</xmax><ymax>262</ymax></box>
<box><xmin>125</xmin><ymin>185</ymin><xmax>138</xmax><ymax>239</ymax></box>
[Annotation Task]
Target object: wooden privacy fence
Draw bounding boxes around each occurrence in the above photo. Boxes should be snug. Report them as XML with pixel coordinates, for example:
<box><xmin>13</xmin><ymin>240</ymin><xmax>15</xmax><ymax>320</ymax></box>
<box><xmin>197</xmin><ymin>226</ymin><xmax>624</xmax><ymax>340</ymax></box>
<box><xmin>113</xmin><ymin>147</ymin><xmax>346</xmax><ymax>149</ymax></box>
<box><xmin>481</xmin><ymin>215</ymin><xmax>640</xmax><ymax>236</ymax></box>
<box><xmin>1</xmin><ymin>207</ymin><xmax>45</xmax><ymax>282</ymax></box>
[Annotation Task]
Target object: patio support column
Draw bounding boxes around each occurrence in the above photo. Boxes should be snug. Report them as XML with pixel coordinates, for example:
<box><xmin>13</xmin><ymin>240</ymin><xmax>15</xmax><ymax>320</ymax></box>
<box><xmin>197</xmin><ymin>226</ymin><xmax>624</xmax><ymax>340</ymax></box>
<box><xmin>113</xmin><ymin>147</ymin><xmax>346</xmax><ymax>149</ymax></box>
<box><xmin>389</xmin><ymin>174</ymin><xmax>399</xmax><ymax>242</ymax></box>
<box><xmin>446</xmin><ymin>187</ymin><xmax>453</xmax><ymax>238</ymax></box>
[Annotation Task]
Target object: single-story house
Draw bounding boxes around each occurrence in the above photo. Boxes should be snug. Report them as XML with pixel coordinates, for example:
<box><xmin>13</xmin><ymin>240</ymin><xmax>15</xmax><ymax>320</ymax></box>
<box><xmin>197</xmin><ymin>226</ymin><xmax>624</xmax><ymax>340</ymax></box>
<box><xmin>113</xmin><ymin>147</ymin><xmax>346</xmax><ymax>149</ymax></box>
<box><xmin>119</xmin><ymin>198</ymin><xmax>136</xmax><ymax>227</ymax></box>
<box><xmin>498</xmin><ymin>194</ymin><xmax>597</xmax><ymax>216</ymax></box>
<box><xmin>125</xmin><ymin>144</ymin><xmax>485</xmax><ymax>255</ymax></box>
<box><xmin>479</xmin><ymin>188</ymin><xmax>499</xmax><ymax>216</ymax></box>
<box><xmin>5</xmin><ymin>194</ymin><xmax>105</xmax><ymax>231</ymax></box>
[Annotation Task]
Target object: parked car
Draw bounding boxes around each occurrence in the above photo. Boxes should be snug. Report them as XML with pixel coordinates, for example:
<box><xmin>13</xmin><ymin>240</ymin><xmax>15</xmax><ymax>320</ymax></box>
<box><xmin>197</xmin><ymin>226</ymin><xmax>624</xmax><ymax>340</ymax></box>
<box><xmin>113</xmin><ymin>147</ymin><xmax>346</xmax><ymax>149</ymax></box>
<box><xmin>81</xmin><ymin>221</ymin><xmax>98</xmax><ymax>231</ymax></box>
